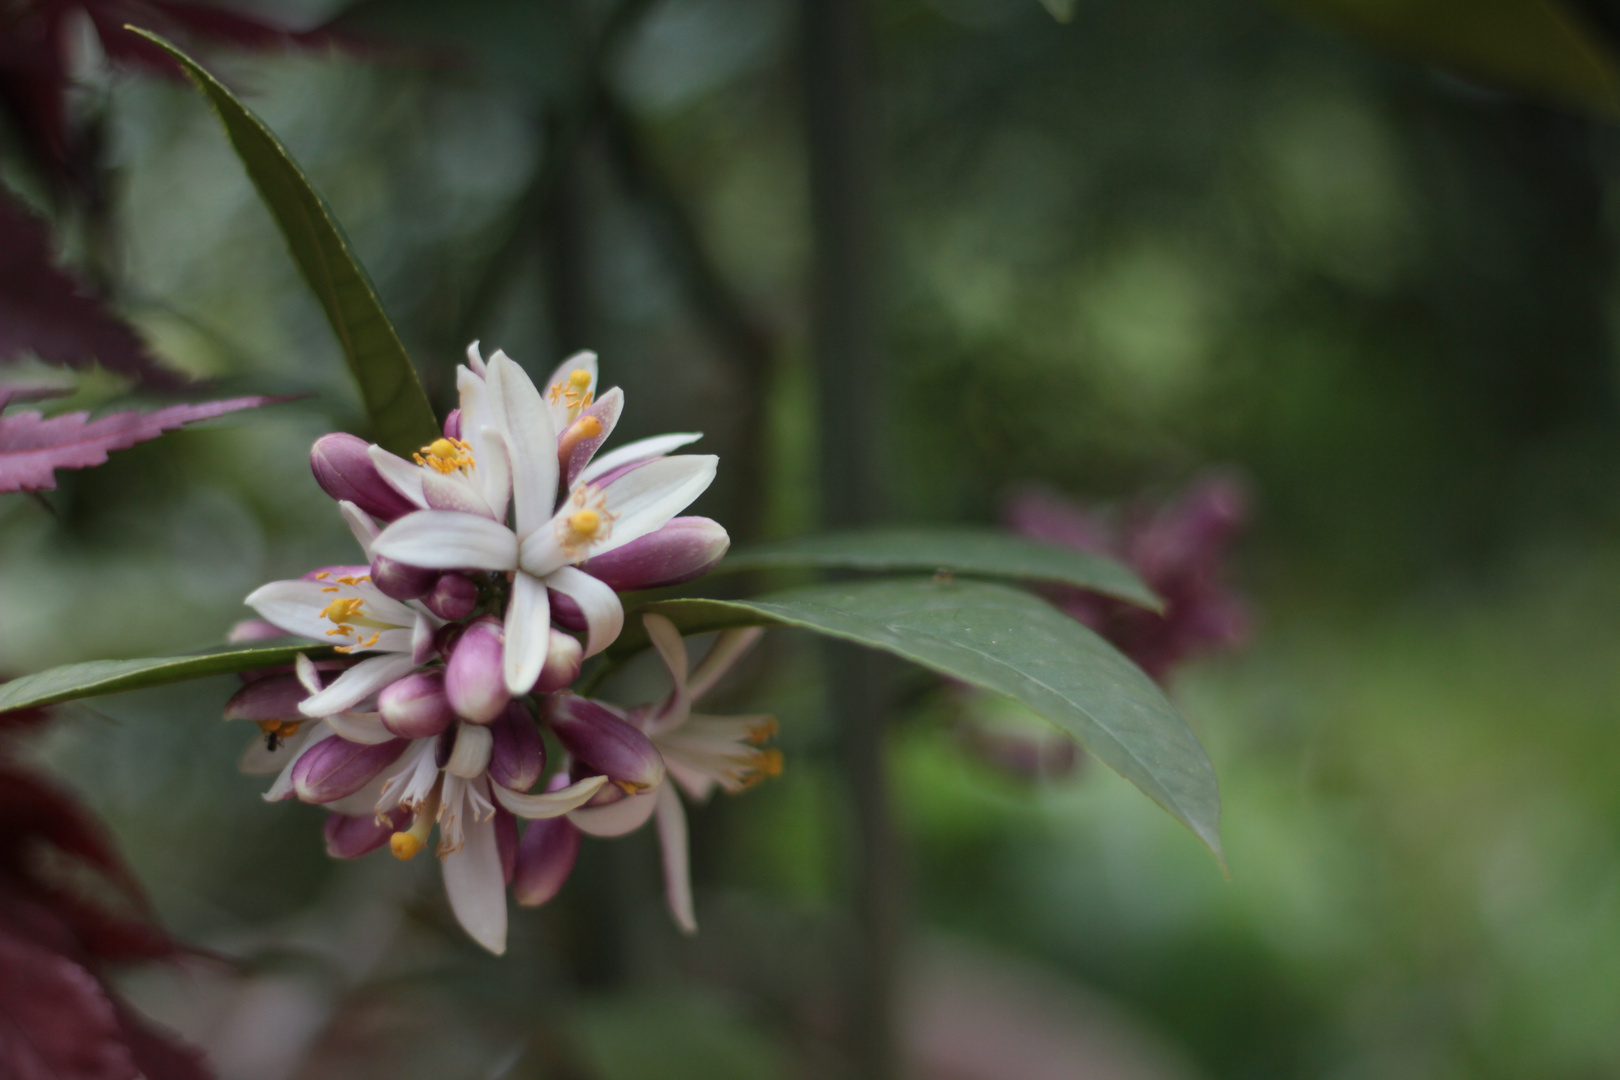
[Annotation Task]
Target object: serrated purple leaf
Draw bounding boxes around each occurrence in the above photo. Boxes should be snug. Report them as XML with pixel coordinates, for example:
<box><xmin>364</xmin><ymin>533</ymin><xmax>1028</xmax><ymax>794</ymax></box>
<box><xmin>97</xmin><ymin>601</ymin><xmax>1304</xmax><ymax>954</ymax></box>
<box><xmin>0</xmin><ymin>395</ymin><xmax>287</xmax><ymax>493</ymax></box>
<box><xmin>0</xmin><ymin>189</ymin><xmax>179</xmax><ymax>387</ymax></box>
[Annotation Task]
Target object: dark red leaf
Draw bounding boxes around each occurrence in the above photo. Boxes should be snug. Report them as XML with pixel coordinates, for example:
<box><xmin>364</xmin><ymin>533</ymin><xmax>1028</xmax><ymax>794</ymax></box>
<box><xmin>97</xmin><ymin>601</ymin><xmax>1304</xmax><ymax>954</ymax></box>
<box><xmin>0</xmin><ymin>392</ymin><xmax>290</xmax><ymax>493</ymax></box>
<box><xmin>0</xmin><ymin>926</ymin><xmax>138</xmax><ymax>1080</ymax></box>
<box><xmin>0</xmin><ymin>188</ymin><xmax>178</xmax><ymax>387</ymax></box>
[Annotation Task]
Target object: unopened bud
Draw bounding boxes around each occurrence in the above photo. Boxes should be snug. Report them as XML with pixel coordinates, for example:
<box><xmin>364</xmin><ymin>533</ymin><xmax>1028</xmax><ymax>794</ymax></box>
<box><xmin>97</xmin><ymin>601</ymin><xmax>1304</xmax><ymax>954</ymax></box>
<box><xmin>310</xmin><ymin>433</ymin><xmax>417</xmax><ymax>521</ymax></box>
<box><xmin>378</xmin><ymin>672</ymin><xmax>455</xmax><ymax>739</ymax></box>
<box><xmin>423</xmin><ymin>572</ymin><xmax>478</xmax><ymax>621</ymax></box>
<box><xmin>536</xmin><ymin>630</ymin><xmax>583</xmax><ymax>693</ymax></box>
<box><xmin>489</xmin><ymin>702</ymin><xmax>546</xmax><ymax>792</ymax></box>
<box><xmin>446</xmin><ymin>616</ymin><xmax>511</xmax><ymax>724</ymax></box>
<box><xmin>292</xmin><ymin>735</ymin><xmax>408</xmax><ymax>804</ymax></box>
<box><xmin>546</xmin><ymin>694</ymin><xmax>664</xmax><ymax>793</ymax></box>
<box><xmin>324</xmin><ymin>806</ymin><xmax>411</xmax><ymax>859</ymax></box>
<box><xmin>224</xmin><ymin>673</ymin><xmax>308</xmax><ymax>721</ymax></box>
<box><xmin>513</xmin><ymin>784</ymin><xmax>581</xmax><ymax>906</ymax></box>
<box><xmin>580</xmin><ymin>516</ymin><xmax>729</xmax><ymax>592</ymax></box>
<box><xmin>371</xmin><ymin>555</ymin><xmax>438</xmax><ymax>602</ymax></box>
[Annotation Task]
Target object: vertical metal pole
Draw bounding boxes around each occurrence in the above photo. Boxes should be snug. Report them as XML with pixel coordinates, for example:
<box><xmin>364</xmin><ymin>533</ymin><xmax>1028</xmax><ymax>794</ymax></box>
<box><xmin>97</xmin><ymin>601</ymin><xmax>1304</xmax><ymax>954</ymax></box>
<box><xmin>801</xmin><ymin>1</ymin><xmax>900</xmax><ymax>1077</ymax></box>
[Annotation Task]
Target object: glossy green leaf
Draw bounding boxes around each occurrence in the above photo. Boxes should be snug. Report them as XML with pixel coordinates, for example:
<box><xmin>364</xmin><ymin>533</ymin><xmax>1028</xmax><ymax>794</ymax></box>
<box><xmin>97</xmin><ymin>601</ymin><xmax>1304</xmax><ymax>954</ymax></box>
<box><xmin>1273</xmin><ymin>0</ymin><xmax>1620</xmax><ymax>117</ymax></box>
<box><xmin>130</xmin><ymin>28</ymin><xmax>440</xmax><ymax>456</ymax></box>
<box><xmin>0</xmin><ymin>639</ymin><xmax>335</xmax><ymax>713</ymax></box>
<box><xmin>712</xmin><ymin>528</ymin><xmax>1160</xmax><ymax>610</ymax></box>
<box><xmin>617</xmin><ymin>578</ymin><xmax>1222</xmax><ymax>861</ymax></box>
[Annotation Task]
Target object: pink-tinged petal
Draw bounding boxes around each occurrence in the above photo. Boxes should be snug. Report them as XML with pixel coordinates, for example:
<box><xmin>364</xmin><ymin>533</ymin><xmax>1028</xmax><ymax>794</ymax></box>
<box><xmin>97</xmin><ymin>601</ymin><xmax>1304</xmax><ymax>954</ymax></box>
<box><xmin>338</xmin><ymin>500</ymin><xmax>380</xmax><ymax>560</ymax></box>
<box><xmin>488</xmin><ymin>352</ymin><xmax>558</xmax><ymax>538</ymax></box>
<box><xmin>687</xmin><ymin>626</ymin><xmax>765</xmax><ymax>703</ymax></box>
<box><xmin>379</xmin><ymin>672</ymin><xmax>455</xmax><ymax>739</ymax></box>
<box><xmin>503</xmin><ymin>572</ymin><xmax>550</xmax><ymax>696</ymax></box>
<box><xmin>423</xmin><ymin>573</ymin><xmax>478</xmax><ymax>621</ymax></box>
<box><xmin>543</xmin><ymin>566</ymin><xmax>623</xmax><ymax>659</ymax></box>
<box><xmin>373</xmin><ymin>510</ymin><xmax>519</xmax><ymax>571</ymax></box>
<box><xmin>491</xmin><ymin>774</ymin><xmax>608</xmax><ymax>818</ymax></box>
<box><xmin>446</xmin><ymin>617</ymin><xmax>510</xmax><ymax>724</ymax></box>
<box><xmin>489</xmin><ymin>703</ymin><xmax>545</xmax><ymax>792</ymax></box>
<box><xmin>547</xmin><ymin>695</ymin><xmax>664</xmax><ymax>792</ymax></box>
<box><xmin>366</xmin><ymin>445</ymin><xmax>428</xmax><ymax>508</ymax></box>
<box><xmin>443</xmin><ymin>408</ymin><xmax>462</xmax><ymax>439</ymax></box>
<box><xmin>497</xmin><ymin>807</ymin><xmax>518</xmax><ymax>884</ymax></box>
<box><xmin>563</xmin><ymin>386</ymin><xmax>623</xmax><ymax>487</ymax></box>
<box><xmin>655</xmin><ymin>784</ymin><xmax>697</xmax><ymax>934</ymax></box>
<box><xmin>536</xmin><ymin>629</ymin><xmax>584</xmax><ymax>693</ymax></box>
<box><xmin>227</xmin><ymin>618</ymin><xmax>284</xmax><ymax>643</ymax></box>
<box><xmin>540</xmin><ymin>349</ymin><xmax>599</xmax><ymax>433</ymax></box>
<box><xmin>441</xmin><ymin>797</ymin><xmax>508</xmax><ymax>955</ymax></box>
<box><xmin>263</xmin><ymin>724</ymin><xmax>334</xmax><ymax>800</ymax></box>
<box><xmin>514</xmin><ymin>811</ymin><xmax>580</xmax><ymax>906</ymax></box>
<box><xmin>412</xmin><ymin>613</ymin><xmax>437</xmax><ymax>665</ymax></box>
<box><xmin>371</xmin><ymin>555</ymin><xmax>436</xmax><ymax>602</ymax></box>
<box><xmin>581</xmin><ymin>516</ymin><xmax>729</xmax><ymax>592</ymax></box>
<box><xmin>0</xmin><ymin>395</ymin><xmax>285</xmax><ymax>494</ymax></box>
<box><xmin>292</xmin><ymin>735</ymin><xmax>408</xmax><ymax>803</ymax></box>
<box><xmin>311</xmin><ymin>433</ymin><xmax>417</xmax><ymax>520</ymax></box>
<box><xmin>324</xmin><ymin>711</ymin><xmax>396</xmax><ymax>746</ymax></box>
<box><xmin>577</xmin><ymin>432</ymin><xmax>703</xmax><ymax>486</ymax></box>
<box><xmin>591</xmin><ymin>455</ymin><xmax>719</xmax><ymax>558</ymax></box>
<box><xmin>299</xmin><ymin>654</ymin><xmax>419</xmax><ymax>718</ymax></box>
<box><xmin>323</xmin><ymin>769</ymin><xmax>398</xmax><ymax>815</ymax></box>
<box><xmin>223</xmin><ymin>673</ymin><xmax>306</xmax><ymax>721</ymax></box>
<box><xmin>642</xmin><ymin>613</ymin><xmax>691</xmax><ymax>729</ymax></box>
<box><xmin>324</xmin><ymin>807</ymin><xmax>410</xmax><ymax>859</ymax></box>
<box><xmin>568</xmin><ymin>788</ymin><xmax>658</xmax><ymax>836</ymax></box>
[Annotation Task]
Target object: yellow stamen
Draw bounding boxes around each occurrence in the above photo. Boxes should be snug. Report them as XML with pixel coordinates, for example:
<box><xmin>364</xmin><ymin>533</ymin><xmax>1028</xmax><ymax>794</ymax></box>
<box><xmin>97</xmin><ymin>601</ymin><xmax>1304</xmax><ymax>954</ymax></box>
<box><xmin>412</xmin><ymin>436</ymin><xmax>476</xmax><ymax>475</ymax></box>
<box><xmin>390</xmin><ymin>788</ymin><xmax>439</xmax><ymax>860</ymax></box>
<box><xmin>319</xmin><ymin>597</ymin><xmax>364</xmax><ymax>624</ymax></box>
<box><xmin>325</xmin><ymin>626</ymin><xmax>354</xmax><ymax>637</ymax></box>
<box><xmin>557</xmin><ymin>414</ymin><xmax>604</xmax><ymax>463</ymax></box>
<box><xmin>741</xmin><ymin>749</ymin><xmax>784</xmax><ymax>788</ymax></box>
<box><xmin>314</xmin><ymin>571</ymin><xmax>331</xmax><ymax>580</ymax></box>
<box><xmin>547</xmin><ymin>369</ymin><xmax>597</xmax><ymax>421</ymax></box>
<box><xmin>320</xmin><ymin>586</ymin><xmax>339</xmax><ymax>593</ymax></box>
<box><xmin>556</xmin><ymin>485</ymin><xmax>617</xmax><ymax>557</ymax></box>
<box><xmin>746</xmin><ymin>718</ymin><xmax>779</xmax><ymax>745</ymax></box>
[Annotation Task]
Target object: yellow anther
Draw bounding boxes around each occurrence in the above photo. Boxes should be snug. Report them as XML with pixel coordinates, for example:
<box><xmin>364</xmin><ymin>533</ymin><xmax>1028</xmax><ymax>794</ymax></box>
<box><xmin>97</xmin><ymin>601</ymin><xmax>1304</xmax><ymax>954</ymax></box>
<box><xmin>746</xmin><ymin>718</ymin><xmax>779</xmax><ymax>745</ymax></box>
<box><xmin>280</xmin><ymin>721</ymin><xmax>302</xmax><ymax>737</ymax></box>
<box><xmin>390</xmin><ymin>833</ymin><xmax>424</xmax><ymax>860</ymax></box>
<box><xmin>333</xmin><ymin>631</ymin><xmax>380</xmax><ymax>654</ymax></box>
<box><xmin>321</xmin><ymin>586</ymin><xmax>339</xmax><ymax>593</ymax></box>
<box><xmin>413</xmin><ymin>436</ymin><xmax>475</xmax><ymax>475</ymax></box>
<box><xmin>325</xmin><ymin>626</ymin><xmax>354</xmax><ymax>637</ymax></box>
<box><xmin>255</xmin><ymin>719</ymin><xmax>283</xmax><ymax>736</ymax></box>
<box><xmin>334</xmin><ymin>574</ymin><xmax>370</xmax><ymax>585</ymax></box>
<box><xmin>741</xmin><ymin>749</ymin><xmax>784</xmax><ymax>788</ymax></box>
<box><xmin>314</xmin><ymin>571</ymin><xmax>331</xmax><ymax>580</ymax></box>
<box><xmin>568</xmin><ymin>509</ymin><xmax>602</xmax><ymax>538</ymax></box>
<box><xmin>549</xmin><ymin>370</ymin><xmax>596</xmax><ymax>420</ymax></box>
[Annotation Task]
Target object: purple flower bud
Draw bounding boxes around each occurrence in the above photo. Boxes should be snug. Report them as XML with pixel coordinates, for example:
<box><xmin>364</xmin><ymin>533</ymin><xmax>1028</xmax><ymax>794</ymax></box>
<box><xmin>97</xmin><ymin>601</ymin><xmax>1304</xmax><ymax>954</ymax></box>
<box><xmin>423</xmin><ymin>572</ymin><xmax>478</xmax><ymax>621</ymax></box>
<box><xmin>549</xmin><ymin>589</ymin><xmax>587</xmax><ymax>632</ymax></box>
<box><xmin>514</xmin><ymin>808</ymin><xmax>580</xmax><ymax>907</ymax></box>
<box><xmin>371</xmin><ymin>555</ymin><xmax>438</xmax><ymax>602</ymax></box>
<box><xmin>580</xmin><ymin>516</ymin><xmax>729</xmax><ymax>591</ymax></box>
<box><xmin>446</xmin><ymin>616</ymin><xmax>510</xmax><ymax>724</ymax></box>
<box><xmin>224</xmin><ymin>673</ymin><xmax>307</xmax><ymax>721</ymax></box>
<box><xmin>442</xmin><ymin>408</ymin><xmax>462</xmax><ymax>440</ymax></box>
<box><xmin>536</xmin><ymin>630</ymin><xmax>583</xmax><ymax>693</ymax></box>
<box><xmin>546</xmin><ymin>694</ymin><xmax>664</xmax><ymax>793</ymax></box>
<box><xmin>310</xmin><ymin>433</ymin><xmax>417</xmax><ymax>521</ymax></box>
<box><xmin>489</xmin><ymin>702</ymin><xmax>546</xmax><ymax>791</ymax></box>
<box><xmin>292</xmin><ymin>736</ymin><xmax>408</xmax><ymax>804</ymax></box>
<box><xmin>497</xmin><ymin>807</ymin><xmax>517</xmax><ymax>885</ymax></box>
<box><xmin>323</xmin><ymin>806</ymin><xmax>411</xmax><ymax>859</ymax></box>
<box><xmin>378</xmin><ymin>672</ymin><xmax>455</xmax><ymax>738</ymax></box>
<box><xmin>227</xmin><ymin>619</ymin><xmax>284</xmax><ymax>643</ymax></box>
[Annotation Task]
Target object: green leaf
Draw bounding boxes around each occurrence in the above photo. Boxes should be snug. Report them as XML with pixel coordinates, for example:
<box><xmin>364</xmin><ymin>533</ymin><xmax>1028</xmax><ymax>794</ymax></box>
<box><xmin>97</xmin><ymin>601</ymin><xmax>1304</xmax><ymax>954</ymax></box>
<box><xmin>617</xmin><ymin>578</ymin><xmax>1222</xmax><ymax>861</ymax></box>
<box><xmin>1037</xmin><ymin>0</ymin><xmax>1078</xmax><ymax>21</ymax></box>
<box><xmin>712</xmin><ymin>528</ymin><xmax>1160</xmax><ymax>610</ymax></box>
<box><xmin>1273</xmin><ymin>0</ymin><xmax>1620</xmax><ymax>118</ymax></box>
<box><xmin>0</xmin><ymin>639</ymin><xmax>335</xmax><ymax>713</ymax></box>
<box><xmin>129</xmin><ymin>28</ymin><xmax>440</xmax><ymax>456</ymax></box>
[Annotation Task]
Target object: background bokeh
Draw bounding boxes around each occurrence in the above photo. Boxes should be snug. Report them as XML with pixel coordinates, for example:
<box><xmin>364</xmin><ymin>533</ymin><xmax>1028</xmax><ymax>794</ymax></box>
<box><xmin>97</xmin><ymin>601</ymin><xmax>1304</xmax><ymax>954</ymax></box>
<box><xmin>7</xmin><ymin>0</ymin><xmax>1620</xmax><ymax>1076</ymax></box>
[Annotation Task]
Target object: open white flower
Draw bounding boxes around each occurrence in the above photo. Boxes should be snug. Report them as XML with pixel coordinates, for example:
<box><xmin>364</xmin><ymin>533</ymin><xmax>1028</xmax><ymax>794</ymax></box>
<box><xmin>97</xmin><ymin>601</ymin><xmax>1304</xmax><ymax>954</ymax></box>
<box><xmin>371</xmin><ymin>350</ymin><xmax>718</xmax><ymax>696</ymax></box>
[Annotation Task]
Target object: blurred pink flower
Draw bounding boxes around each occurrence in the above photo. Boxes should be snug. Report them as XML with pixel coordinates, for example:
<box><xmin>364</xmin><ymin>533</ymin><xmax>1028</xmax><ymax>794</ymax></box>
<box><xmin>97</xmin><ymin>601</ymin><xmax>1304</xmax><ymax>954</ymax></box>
<box><xmin>1003</xmin><ymin>472</ymin><xmax>1251</xmax><ymax>683</ymax></box>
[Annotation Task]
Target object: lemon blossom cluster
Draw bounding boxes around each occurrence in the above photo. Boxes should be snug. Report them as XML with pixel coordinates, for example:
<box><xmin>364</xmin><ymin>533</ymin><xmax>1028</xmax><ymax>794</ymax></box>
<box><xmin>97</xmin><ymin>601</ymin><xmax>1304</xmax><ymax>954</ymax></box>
<box><xmin>224</xmin><ymin>345</ymin><xmax>771</xmax><ymax>953</ymax></box>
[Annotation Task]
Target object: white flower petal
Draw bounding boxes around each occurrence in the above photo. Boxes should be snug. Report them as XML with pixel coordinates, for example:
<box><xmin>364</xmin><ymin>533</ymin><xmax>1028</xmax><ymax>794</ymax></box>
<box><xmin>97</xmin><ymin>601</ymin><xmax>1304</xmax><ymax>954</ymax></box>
<box><xmin>338</xmin><ymin>501</ymin><xmax>380</xmax><ymax>560</ymax></box>
<box><xmin>655</xmin><ymin>784</ymin><xmax>697</xmax><ymax>935</ymax></box>
<box><xmin>577</xmin><ymin>432</ymin><xmax>703</xmax><ymax>486</ymax></box>
<box><xmin>687</xmin><ymin>627</ymin><xmax>765</xmax><ymax>704</ymax></box>
<box><xmin>541</xmin><ymin>349</ymin><xmax>598</xmax><ymax>432</ymax></box>
<box><xmin>440</xmin><ymin>804</ymin><xmax>508</xmax><ymax>955</ymax></box>
<box><xmin>488</xmin><ymin>352</ymin><xmax>558</xmax><ymax>538</ymax></box>
<box><xmin>247</xmin><ymin>580</ymin><xmax>345</xmax><ymax>641</ymax></box>
<box><xmin>294</xmin><ymin>652</ymin><xmax>322</xmax><ymax>695</ymax></box>
<box><xmin>568</xmin><ymin>789</ymin><xmax>658</xmax><ymax>837</ymax></box>
<box><xmin>461</xmin><ymin>361</ymin><xmax>510</xmax><ymax>516</ymax></box>
<box><xmin>643</xmin><ymin>613</ymin><xmax>690</xmax><ymax>728</ymax></box>
<box><xmin>491</xmin><ymin>775</ymin><xmax>608</xmax><ymax>818</ymax></box>
<box><xmin>367</xmin><ymin>446</ymin><xmax>428</xmax><ymax>509</ymax></box>
<box><xmin>238</xmin><ymin>724</ymin><xmax>311</xmax><ymax>776</ymax></box>
<box><xmin>544</xmin><ymin>566</ymin><xmax>623</xmax><ymax>659</ymax></box>
<box><xmin>466</xmin><ymin>341</ymin><xmax>488</xmax><ymax>377</ymax></box>
<box><xmin>590</xmin><ymin>455</ymin><xmax>719</xmax><ymax>558</ymax></box>
<box><xmin>372</xmin><ymin>510</ymin><xmax>519</xmax><ymax>571</ymax></box>
<box><xmin>298</xmin><ymin>654</ymin><xmax>418</xmax><ymax>717</ymax></box>
<box><xmin>503</xmin><ymin>572</ymin><xmax>551</xmax><ymax>696</ymax></box>
<box><xmin>421</xmin><ymin>469</ymin><xmax>496</xmax><ymax>519</ymax></box>
<box><xmin>324</xmin><ymin>711</ymin><xmax>396</xmax><ymax>745</ymax></box>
